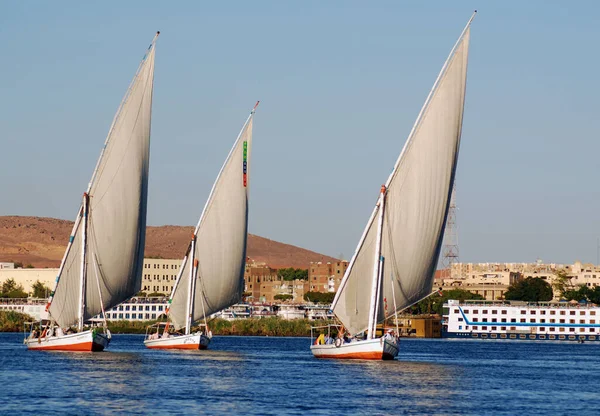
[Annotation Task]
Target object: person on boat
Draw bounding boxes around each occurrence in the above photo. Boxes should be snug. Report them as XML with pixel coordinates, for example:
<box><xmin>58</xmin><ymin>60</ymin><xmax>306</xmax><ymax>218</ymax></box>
<box><xmin>56</xmin><ymin>327</ymin><xmax>64</xmax><ymax>337</ymax></box>
<box><xmin>315</xmin><ymin>333</ymin><xmax>325</xmax><ymax>345</ymax></box>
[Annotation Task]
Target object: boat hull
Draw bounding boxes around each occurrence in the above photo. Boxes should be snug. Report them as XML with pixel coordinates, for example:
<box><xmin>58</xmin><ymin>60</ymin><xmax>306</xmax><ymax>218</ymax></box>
<box><xmin>26</xmin><ymin>329</ymin><xmax>110</xmax><ymax>352</ymax></box>
<box><xmin>310</xmin><ymin>337</ymin><xmax>399</xmax><ymax>360</ymax></box>
<box><xmin>144</xmin><ymin>333</ymin><xmax>211</xmax><ymax>350</ymax></box>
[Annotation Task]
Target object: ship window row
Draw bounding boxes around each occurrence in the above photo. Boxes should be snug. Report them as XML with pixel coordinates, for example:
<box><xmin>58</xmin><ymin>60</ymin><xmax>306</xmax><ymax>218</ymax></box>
<box><xmin>465</xmin><ymin>326</ymin><xmax>597</xmax><ymax>333</ymax></box>
<box><xmin>461</xmin><ymin>309</ymin><xmax>596</xmax><ymax>316</ymax></box>
<box><xmin>113</xmin><ymin>305</ymin><xmax>164</xmax><ymax>312</ymax></box>
<box><xmin>460</xmin><ymin>317</ymin><xmax>598</xmax><ymax>324</ymax></box>
<box><xmin>106</xmin><ymin>313</ymin><xmax>158</xmax><ymax>320</ymax></box>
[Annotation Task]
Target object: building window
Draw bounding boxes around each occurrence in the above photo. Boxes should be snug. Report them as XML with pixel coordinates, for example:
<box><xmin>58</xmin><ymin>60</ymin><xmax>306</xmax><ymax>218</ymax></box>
<box><xmin>138</xmin><ymin>313</ymin><xmax>143</xmax><ymax>319</ymax></box>
<box><xmin>580</xmin><ymin>311</ymin><xmax>585</xmax><ymax>316</ymax></box>
<box><xmin>540</xmin><ymin>319</ymin><xmax>545</xmax><ymax>323</ymax></box>
<box><xmin>549</xmin><ymin>327</ymin><xmax>555</xmax><ymax>332</ymax></box>
<box><xmin>491</xmin><ymin>326</ymin><xmax>497</xmax><ymax>330</ymax></box>
<box><xmin>511</xmin><ymin>319</ymin><xmax>516</xmax><ymax>323</ymax></box>
<box><xmin>540</xmin><ymin>310</ymin><xmax>546</xmax><ymax>315</ymax></box>
<box><xmin>482</xmin><ymin>310</ymin><xmax>488</xmax><ymax>314</ymax></box>
<box><xmin>458</xmin><ymin>318</ymin><xmax>463</xmax><ymax>322</ymax></box>
<box><xmin>463</xmin><ymin>310</ymin><xmax>469</xmax><ymax>314</ymax></box>
<box><xmin>472</xmin><ymin>310</ymin><xmax>478</xmax><ymax>314</ymax></box>
<box><xmin>591</xmin><ymin>311</ymin><xmax>596</xmax><ymax>316</ymax></box>
<box><xmin>119</xmin><ymin>313</ymin><xmax>123</xmax><ymax>319</ymax></box>
<box><xmin>501</xmin><ymin>310</ymin><xmax>507</xmax><ymax>315</ymax></box>
<box><xmin>570</xmin><ymin>311</ymin><xmax>576</xmax><ymax>316</ymax></box>
<box><xmin>501</xmin><ymin>327</ymin><xmax>506</xmax><ymax>330</ymax></box>
<box><xmin>569</xmin><ymin>328</ymin><xmax>576</xmax><ymax>332</ymax></box>
<box><xmin>501</xmin><ymin>318</ymin><xmax>507</xmax><ymax>323</ymax></box>
<box><xmin>531</xmin><ymin>310</ymin><xmax>536</xmax><ymax>315</ymax></box>
<box><xmin>472</xmin><ymin>318</ymin><xmax>478</xmax><ymax>322</ymax></box>
<box><xmin>560</xmin><ymin>311</ymin><xmax>565</xmax><ymax>315</ymax></box>
<box><xmin>454</xmin><ymin>309</ymin><xmax>459</xmax><ymax>313</ymax></box>
<box><xmin>520</xmin><ymin>319</ymin><xmax>526</xmax><ymax>323</ymax></box>
<box><xmin>570</xmin><ymin>319</ymin><xmax>575</xmax><ymax>324</ymax></box>
<box><xmin>520</xmin><ymin>310</ymin><xmax>526</xmax><ymax>314</ymax></box>
<box><xmin>580</xmin><ymin>328</ymin><xmax>585</xmax><ymax>332</ymax></box>
<box><xmin>492</xmin><ymin>310</ymin><xmax>498</xmax><ymax>315</ymax></box>
<box><xmin>529</xmin><ymin>319</ymin><xmax>536</xmax><ymax>323</ymax></box>
<box><xmin>560</xmin><ymin>319</ymin><xmax>565</xmax><ymax>323</ymax></box>
<box><xmin>492</xmin><ymin>318</ymin><xmax>497</xmax><ymax>323</ymax></box>
<box><xmin>550</xmin><ymin>311</ymin><xmax>556</xmax><ymax>315</ymax></box>
<box><xmin>125</xmin><ymin>313</ymin><xmax>130</xmax><ymax>319</ymax></box>
<box><xmin>580</xmin><ymin>320</ymin><xmax>585</xmax><ymax>324</ymax></box>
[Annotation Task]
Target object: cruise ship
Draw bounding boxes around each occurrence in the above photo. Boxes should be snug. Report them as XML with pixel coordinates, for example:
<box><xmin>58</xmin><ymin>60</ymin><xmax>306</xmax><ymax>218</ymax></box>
<box><xmin>443</xmin><ymin>299</ymin><xmax>600</xmax><ymax>342</ymax></box>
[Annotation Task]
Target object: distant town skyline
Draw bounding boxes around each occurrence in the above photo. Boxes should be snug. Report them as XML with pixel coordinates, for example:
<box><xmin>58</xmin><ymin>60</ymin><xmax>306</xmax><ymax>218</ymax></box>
<box><xmin>1</xmin><ymin>1</ymin><xmax>599</xmax><ymax>264</ymax></box>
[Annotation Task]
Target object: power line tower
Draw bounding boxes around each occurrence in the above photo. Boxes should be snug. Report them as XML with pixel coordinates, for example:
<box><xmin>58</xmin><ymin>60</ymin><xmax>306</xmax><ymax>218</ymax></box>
<box><xmin>441</xmin><ymin>186</ymin><xmax>459</xmax><ymax>278</ymax></box>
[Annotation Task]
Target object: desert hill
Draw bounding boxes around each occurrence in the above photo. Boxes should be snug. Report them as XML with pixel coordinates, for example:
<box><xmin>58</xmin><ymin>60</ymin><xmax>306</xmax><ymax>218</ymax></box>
<box><xmin>0</xmin><ymin>216</ymin><xmax>338</xmax><ymax>269</ymax></box>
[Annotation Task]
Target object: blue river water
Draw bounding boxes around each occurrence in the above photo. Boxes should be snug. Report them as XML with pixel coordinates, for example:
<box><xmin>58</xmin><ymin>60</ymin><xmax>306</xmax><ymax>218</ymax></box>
<box><xmin>1</xmin><ymin>333</ymin><xmax>599</xmax><ymax>415</ymax></box>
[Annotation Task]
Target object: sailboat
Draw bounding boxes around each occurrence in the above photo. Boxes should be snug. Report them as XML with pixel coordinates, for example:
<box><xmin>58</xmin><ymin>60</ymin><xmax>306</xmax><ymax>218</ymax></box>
<box><xmin>311</xmin><ymin>12</ymin><xmax>475</xmax><ymax>360</ymax></box>
<box><xmin>144</xmin><ymin>102</ymin><xmax>258</xmax><ymax>350</ymax></box>
<box><xmin>24</xmin><ymin>32</ymin><xmax>159</xmax><ymax>351</ymax></box>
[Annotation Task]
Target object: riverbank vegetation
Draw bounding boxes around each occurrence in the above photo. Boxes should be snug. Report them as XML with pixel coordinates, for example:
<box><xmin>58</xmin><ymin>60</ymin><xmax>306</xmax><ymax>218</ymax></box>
<box><xmin>108</xmin><ymin>317</ymin><xmax>326</xmax><ymax>336</ymax></box>
<box><xmin>0</xmin><ymin>310</ymin><xmax>32</xmax><ymax>331</ymax></box>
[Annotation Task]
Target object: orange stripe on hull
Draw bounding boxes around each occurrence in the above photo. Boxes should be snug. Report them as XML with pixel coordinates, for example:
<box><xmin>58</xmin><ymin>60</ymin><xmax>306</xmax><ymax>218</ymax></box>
<box><xmin>146</xmin><ymin>343</ymin><xmax>207</xmax><ymax>350</ymax></box>
<box><xmin>315</xmin><ymin>352</ymin><xmax>395</xmax><ymax>360</ymax></box>
<box><xmin>28</xmin><ymin>342</ymin><xmax>105</xmax><ymax>352</ymax></box>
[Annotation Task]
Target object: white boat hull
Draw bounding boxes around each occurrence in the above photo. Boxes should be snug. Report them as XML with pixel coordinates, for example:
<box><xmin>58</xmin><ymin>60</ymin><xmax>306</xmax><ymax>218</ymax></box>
<box><xmin>144</xmin><ymin>333</ymin><xmax>211</xmax><ymax>350</ymax></box>
<box><xmin>26</xmin><ymin>329</ymin><xmax>110</xmax><ymax>352</ymax></box>
<box><xmin>310</xmin><ymin>337</ymin><xmax>399</xmax><ymax>360</ymax></box>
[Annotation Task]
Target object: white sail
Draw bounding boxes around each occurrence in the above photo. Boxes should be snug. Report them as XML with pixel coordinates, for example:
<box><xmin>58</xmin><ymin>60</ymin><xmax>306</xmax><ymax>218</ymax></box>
<box><xmin>332</xmin><ymin>17</ymin><xmax>472</xmax><ymax>335</ymax></box>
<box><xmin>48</xmin><ymin>35</ymin><xmax>157</xmax><ymax>328</ymax></box>
<box><xmin>168</xmin><ymin>108</ymin><xmax>255</xmax><ymax>330</ymax></box>
<box><xmin>330</xmin><ymin>205</ymin><xmax>382</xmax><ymax>335</ymax></box>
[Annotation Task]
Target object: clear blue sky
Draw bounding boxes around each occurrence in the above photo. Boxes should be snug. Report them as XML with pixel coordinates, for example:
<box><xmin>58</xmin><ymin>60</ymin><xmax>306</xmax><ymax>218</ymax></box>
<box><xmin>1</xmin><ymin>1</ymin><xmax>599</xmax><ymax>264</ymax></box>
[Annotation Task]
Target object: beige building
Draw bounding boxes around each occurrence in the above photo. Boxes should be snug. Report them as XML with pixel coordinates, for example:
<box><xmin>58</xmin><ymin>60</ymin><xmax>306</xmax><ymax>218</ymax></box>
<box><xmin>439</xmin><ymin>261</ymin><xmax>600</xmax><ymax>301</ymax></box>
<box><xmin>141</xmin><ymin>258</ymin><xmax>182</xmax><ymax>295</ymax></box>
<box><xmin>441</xmin><ymin>270</ymin><xmax>520</xmax><ymax>300</ymax></box>
<box><xmin>243</xmin><ymin>260</ymin><xmax>308</xmax><ymax>303</ymax></box>
<box><xmin>0</xmin><ymin>266</ymin><xmax>58</xmax><ymax>294</ymax></box>
<box><xmin>0</xmin><ymin>259</ymin><xmax>183</xmax><ymax>297</ymax></box>
<box><xmin>308</xmin><ymin>261</ymin><xmax>349</xmax><ymax>293</ymax></box>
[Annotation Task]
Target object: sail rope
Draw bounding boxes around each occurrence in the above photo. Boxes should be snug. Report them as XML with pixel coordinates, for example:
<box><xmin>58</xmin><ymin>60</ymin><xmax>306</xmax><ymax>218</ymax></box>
<box><xmin>92</xmin><ymin>253</ymin><xmax>108</xmax><ymax>330</ymax></box>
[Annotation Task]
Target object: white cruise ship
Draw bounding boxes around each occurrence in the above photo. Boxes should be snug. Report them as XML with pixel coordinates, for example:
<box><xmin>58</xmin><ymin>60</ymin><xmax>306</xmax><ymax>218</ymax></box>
<box><xmin>443</xmin><ymin>299</ymin><xmax>600</xmax><ymax>342</ymax></box>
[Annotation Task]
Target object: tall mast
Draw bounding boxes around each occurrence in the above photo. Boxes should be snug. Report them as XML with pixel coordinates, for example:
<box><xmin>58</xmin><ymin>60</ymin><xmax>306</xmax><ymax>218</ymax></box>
<box><xmin>367</xmin><ymin>185</ymin><xmax>386</xmax><ymax>339</ymax></box>
<box><xmin>78</xmin><ymin>193</ymin><xmax>89</xmax><ymax>331</ymax></box>
<box><xmin>185</xmin><ymin>234</ymin><xmax>197</xmax><ymax>335</ymax></box>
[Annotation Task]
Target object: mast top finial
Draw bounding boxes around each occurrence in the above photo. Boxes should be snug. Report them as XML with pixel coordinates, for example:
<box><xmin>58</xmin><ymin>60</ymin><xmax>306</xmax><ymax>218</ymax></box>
<box><xmin>474</xmin><ymin>10</ymin><xmax>477</xmax><ymax>13</ymax></box>
<box><xmin>157</xmin><ymin>31</ymin><xmax>160</xmax><ymax>35</ymax></box>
